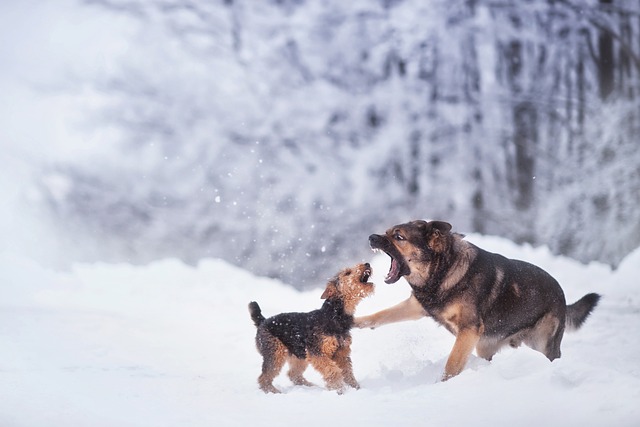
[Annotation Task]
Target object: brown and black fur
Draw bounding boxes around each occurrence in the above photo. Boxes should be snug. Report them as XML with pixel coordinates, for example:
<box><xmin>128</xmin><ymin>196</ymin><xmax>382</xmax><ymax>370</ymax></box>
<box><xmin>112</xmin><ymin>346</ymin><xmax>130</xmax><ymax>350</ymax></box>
<box><xmin>356</xmin><ymin>220</ymin><xmax>600</xmax><ymax>381</ymax></box>
<box><xmin>249</xmin><ymin>263</ymin><xmax>375</xmax><ymax>393</ymax></box>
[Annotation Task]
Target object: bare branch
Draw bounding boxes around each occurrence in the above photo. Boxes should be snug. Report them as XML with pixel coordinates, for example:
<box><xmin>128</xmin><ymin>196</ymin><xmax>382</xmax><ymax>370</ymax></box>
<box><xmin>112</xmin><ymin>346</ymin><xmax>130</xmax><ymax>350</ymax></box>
<box><xmin>557</xmin><ymin>0</ymin><xmax>640</xmax><ymax>72</ymax></box>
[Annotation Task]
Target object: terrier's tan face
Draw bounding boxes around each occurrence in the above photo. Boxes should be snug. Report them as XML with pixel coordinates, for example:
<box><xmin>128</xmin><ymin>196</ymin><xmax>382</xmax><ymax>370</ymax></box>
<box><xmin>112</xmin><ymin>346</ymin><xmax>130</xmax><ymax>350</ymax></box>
<box><xmin>338</xmin><ymin>263</ymin><xmax>375</xmax><ymax>300</ymax></box>
<box><xmin>321</xmin><ymin>263</ymin><xmax>375</xmax><ymax>315</ymax></box>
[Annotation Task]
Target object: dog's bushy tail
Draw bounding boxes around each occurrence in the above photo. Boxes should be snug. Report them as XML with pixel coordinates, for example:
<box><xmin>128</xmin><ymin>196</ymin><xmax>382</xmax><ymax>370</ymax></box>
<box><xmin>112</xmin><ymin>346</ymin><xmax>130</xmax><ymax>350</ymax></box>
<box><xmin>566</xmin><ymin>293</ymin><xmax>601</xmax><ymax>331</ymax></box>
<box><xmin>248</xmin><ymin>301</ymin><xmax>266</xmax><ymax>327</ymax></box>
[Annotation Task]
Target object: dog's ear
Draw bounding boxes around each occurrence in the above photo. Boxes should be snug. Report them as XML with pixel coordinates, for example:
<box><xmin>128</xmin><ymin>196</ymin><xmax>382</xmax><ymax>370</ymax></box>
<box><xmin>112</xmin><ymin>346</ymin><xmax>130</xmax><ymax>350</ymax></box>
<box><xmin>430</xmin><ymin>221</ymin><xmax>452</xmax><ymax>233</ymax></box>
<box><xmin>321</xmin><ymin>279</ymin><xmax>339</xmax><ymax>299</ymax></box>
<box><xmin>410</xmin><ymin>220</ymin><xmax>430</xmax><ymax>237</ymax></box>
<box><xmin>427</xmin><ymin>221</ymin><xmax>451</xmax><ymax>253</ymax></box>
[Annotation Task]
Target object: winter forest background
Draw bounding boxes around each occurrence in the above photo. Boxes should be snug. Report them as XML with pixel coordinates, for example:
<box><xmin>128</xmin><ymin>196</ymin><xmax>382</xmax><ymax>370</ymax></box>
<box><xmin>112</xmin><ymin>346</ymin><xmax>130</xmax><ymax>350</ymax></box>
<box><xmin>2</xmin><ymin>0</ymin><xmax>640</xmax><ymax>288</ymax></box>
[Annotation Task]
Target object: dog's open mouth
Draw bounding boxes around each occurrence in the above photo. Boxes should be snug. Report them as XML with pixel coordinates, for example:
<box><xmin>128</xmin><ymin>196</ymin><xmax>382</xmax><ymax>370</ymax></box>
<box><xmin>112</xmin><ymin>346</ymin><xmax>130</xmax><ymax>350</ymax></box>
<box><xmin>385</xmin><ymin>256</ymin><xmax>402</xmax><ymax>284</ymax></box>
<box><xmin>376</xmin><ymin>252</ymin><xmax>404</xmax><ymax>284</ymax></box>
<box><xmin>360</xmin><ymin>265</ymin><xmax>372</xmax><ymax>284</ymax></box>
<box><xmin>369</xmin><ymin>234</ymin><xmax>409</xmax><ymax>284</ymax></box>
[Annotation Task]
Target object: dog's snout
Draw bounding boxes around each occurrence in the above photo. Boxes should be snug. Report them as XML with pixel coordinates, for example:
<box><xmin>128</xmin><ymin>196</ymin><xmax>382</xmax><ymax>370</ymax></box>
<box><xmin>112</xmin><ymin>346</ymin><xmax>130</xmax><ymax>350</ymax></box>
<box><xmin>364</xmin><ymin>262</ymin><xmax>370</xmax><ymax>269</ymax></box>
<box><xmin>369</xmin><ymin>234</ymin><xmax>387</xmax><ymax>248</ymax></box>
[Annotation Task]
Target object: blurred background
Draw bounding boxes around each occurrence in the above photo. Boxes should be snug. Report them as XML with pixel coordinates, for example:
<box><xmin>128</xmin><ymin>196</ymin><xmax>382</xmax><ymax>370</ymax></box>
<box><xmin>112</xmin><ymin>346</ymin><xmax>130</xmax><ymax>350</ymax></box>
<box><xmin>1</xmin><ymin>0</ymin><xmax>639</xmax><ymax>289</ymax></box>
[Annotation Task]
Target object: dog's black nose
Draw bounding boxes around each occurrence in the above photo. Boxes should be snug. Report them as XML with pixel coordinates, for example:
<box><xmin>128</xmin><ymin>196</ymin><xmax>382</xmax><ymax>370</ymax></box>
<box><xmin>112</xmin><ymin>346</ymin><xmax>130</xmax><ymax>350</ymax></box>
<box><xmin>369</xmin><ymin>234</ymin><xmax>385</xmax><ymax>246</ymax></box>
<box><xmin>364</xmin><ymin>262</ymin><xmax>370</xmax><ymax>268</ymax></box>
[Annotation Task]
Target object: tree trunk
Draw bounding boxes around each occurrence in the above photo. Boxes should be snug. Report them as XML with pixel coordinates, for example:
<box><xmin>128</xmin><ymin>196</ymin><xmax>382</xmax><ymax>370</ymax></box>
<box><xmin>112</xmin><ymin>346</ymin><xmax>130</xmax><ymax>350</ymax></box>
<box><xmin>598</xmin><ymin>0</ymin><xmax>615</xmax><ymax>100</ymax></box>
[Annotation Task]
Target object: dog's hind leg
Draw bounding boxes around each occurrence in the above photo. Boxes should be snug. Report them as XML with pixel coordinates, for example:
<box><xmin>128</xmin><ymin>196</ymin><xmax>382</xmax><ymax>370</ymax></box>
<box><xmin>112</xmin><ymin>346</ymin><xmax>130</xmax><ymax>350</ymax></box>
<box><xmin>287</xmin><ymin>356</ymin><xmax>313</xmax><ymax>387</ymax></box>
<box><xmin>258</xmin><ymin>352</ymin><xmax>286</xmax><ymax>393</ymax></box>
<box><xmin>259</xmin><ymin>351</ymin><xmax>286</xmax><ymax>393</ymax></box>
<box><xmin>525</xmin><ymin>312</ymin><xmax>563</xmax><ymax>361</ymax></box>
<box><xmin>256</xmin><ymin>330</ymin><xmax>287</xmax><ymax>393</ymax></box>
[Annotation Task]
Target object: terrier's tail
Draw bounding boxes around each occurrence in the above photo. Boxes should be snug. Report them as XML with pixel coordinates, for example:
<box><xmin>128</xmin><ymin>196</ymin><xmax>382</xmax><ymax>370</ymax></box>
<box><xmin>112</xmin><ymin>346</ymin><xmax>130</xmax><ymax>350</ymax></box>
<box><xmin>248</xmin><ymin>301</ymin><xmax>266</xmax><ymax>327</ymax></box>
<box><xmin>566</xmin><ymin>293</ymin><xmax>601</xmax><ymax>331</ymax></box>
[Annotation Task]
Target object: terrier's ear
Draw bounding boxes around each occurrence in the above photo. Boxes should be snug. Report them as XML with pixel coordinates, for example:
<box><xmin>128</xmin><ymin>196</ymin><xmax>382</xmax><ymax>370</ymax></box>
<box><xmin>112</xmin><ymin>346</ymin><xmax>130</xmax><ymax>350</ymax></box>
<box><xmin>321</xmin><ymin>279</ymin><xmax>339</xmax><ymax>299</ymax></box>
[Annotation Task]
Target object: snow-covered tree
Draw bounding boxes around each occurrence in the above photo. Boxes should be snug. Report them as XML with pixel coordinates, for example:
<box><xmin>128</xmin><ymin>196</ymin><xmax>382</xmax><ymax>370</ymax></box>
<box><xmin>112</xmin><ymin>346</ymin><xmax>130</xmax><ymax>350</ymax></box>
<box><xmin>40</xmin><ymin>0</ymin><xmax>640</xmax><ymax>287</ymax></box>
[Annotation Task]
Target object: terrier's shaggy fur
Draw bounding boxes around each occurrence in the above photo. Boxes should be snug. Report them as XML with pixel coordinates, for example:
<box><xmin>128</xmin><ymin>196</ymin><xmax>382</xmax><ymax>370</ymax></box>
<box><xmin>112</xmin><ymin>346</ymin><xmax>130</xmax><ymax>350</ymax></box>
<box><xmin>249</xmin><ymin>263</ymin><xmax>375</xmax><ymax>394</ymax></box>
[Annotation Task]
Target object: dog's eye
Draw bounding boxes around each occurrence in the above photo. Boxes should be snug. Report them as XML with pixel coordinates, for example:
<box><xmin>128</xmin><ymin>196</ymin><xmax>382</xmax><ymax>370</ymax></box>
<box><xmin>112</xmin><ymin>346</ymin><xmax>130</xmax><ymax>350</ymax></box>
<box><xmin>394</xmin><ymin>233</ymin><xmax>405</xmax><ymax>241</ymax></box>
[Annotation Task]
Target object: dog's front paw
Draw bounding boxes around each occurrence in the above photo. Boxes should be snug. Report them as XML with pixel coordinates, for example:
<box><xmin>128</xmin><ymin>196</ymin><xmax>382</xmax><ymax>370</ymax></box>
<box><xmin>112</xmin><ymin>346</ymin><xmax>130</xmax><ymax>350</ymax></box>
<box><xmin>344</xmin><ymin>377</ymin><xmax>360</xmax><ymax>390</ymax></box>
<box><xmin>354</xmin><ymin>317</ymin><xmax>375</xmax><ymax>329</ymax></box>
<box><xmin>441</xmin><ymin>371</ymin><xmax>457</xmax><ymax>382</ymax></box>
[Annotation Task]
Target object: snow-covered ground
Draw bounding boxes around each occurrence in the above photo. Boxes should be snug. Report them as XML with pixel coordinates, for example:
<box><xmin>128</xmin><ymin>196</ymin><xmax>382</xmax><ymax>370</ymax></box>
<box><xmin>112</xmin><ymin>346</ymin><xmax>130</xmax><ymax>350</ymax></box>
<box><xmin>1</xmin><ymin>234</ymin><xmax>639</xmax><ymax>427</ymax></box>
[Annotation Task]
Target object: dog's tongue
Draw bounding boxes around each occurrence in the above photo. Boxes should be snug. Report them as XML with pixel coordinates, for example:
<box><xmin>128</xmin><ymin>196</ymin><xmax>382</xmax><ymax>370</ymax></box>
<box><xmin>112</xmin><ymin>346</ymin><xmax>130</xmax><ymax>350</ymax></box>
<box><xmin>384</xmin><ymin>257</ymin><xmax>401</xmax><ymax>284</ymax></box>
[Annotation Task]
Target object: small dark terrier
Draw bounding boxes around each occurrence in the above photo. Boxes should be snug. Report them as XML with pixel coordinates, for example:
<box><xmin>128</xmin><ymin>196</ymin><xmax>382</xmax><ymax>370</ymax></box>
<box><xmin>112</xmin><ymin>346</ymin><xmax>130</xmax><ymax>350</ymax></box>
<box><xmin>248</xmin><ymin>263</ymin><xmax>375</xmax><ymax>394</ymax></box>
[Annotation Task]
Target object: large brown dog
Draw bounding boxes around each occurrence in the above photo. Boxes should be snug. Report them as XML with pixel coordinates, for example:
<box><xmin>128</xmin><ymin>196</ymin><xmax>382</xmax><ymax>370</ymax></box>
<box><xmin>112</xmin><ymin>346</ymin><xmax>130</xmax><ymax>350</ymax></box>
<box><xmin>356</xmin><ymin>220</ymin><xmax>600</xmax><ymax>380</ymax></box>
